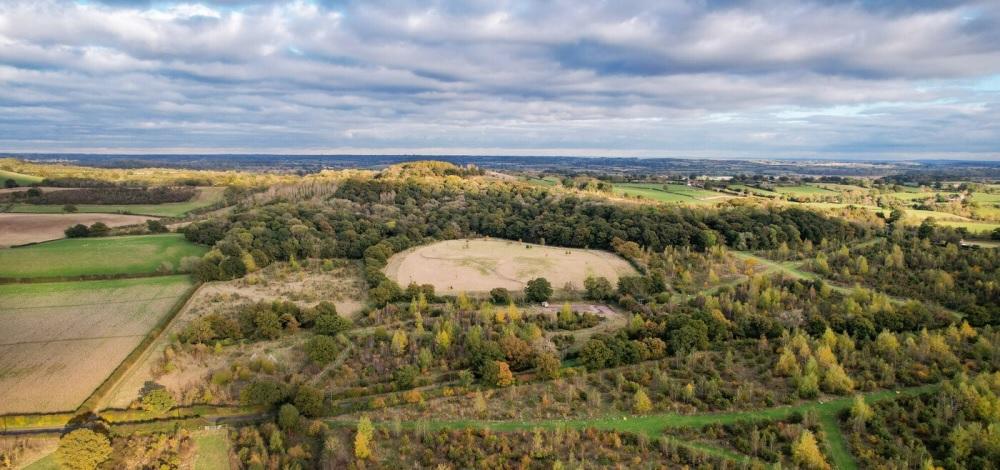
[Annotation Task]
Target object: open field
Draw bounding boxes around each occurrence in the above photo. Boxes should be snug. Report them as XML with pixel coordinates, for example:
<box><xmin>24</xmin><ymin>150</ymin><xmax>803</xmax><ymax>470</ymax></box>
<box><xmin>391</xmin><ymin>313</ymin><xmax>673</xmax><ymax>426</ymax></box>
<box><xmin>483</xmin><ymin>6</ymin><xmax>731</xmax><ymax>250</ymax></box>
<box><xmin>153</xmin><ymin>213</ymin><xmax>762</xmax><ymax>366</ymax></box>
<box><xmin>937</xmin><ymin>220</ymin><xmax>1000</xmax><ymax>234</ymax></box>
<box><xmin>773</xmin><ymin>184</ymin><xmax>837</xmax><ymax>196</ymax></box>
<box><xmin>2</xmin><ymin>186</ymin><xmax>226</xmax><ymax>218</ymax></box>
<box><xmin>0</xmin><ymin>169</ymin><xmax>42</xmax><ymax>186</ymax></box>
<box><xmin>193</xmin><ymin>429</ymin><xmax>232</xmax><ymax>470</ymax></box>
<box><xmin>0</xmin><ymin>213</ymin><xmax>155</xmax><ymax>247</ymax></box>
<box><xmin>0</xmin><ymin>276</ymin><xmax>193</xmax><ymax>414</ymax></box>
<box><xmin>613</xmin><ymin>183</ymin><xmax>733</xmax><ymax>204</ymax></box>
<box><xmin>384</xmin><ymin>238</ymin><xmax>637</xmax><ymax>294</ymax></box>
<box><xmin>728</xmin><ymin>184</ymin><xmax>781</xmax><ymax>197</ymax></box>
<box><xmin>0</xmin><ymin>233</ymin><xmax>206</xmax><ymax>279</ymax></box>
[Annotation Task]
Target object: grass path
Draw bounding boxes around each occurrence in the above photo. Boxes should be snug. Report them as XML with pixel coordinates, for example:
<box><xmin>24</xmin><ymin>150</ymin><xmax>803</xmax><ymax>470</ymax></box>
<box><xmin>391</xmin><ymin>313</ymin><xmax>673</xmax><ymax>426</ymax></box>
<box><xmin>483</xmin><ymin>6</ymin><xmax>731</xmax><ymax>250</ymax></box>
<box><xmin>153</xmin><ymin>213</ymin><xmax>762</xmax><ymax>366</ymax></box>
<box><xmin>332</xmin><ymin>384</ymin><xmax>936</xmax><ymax>468</ymax></box>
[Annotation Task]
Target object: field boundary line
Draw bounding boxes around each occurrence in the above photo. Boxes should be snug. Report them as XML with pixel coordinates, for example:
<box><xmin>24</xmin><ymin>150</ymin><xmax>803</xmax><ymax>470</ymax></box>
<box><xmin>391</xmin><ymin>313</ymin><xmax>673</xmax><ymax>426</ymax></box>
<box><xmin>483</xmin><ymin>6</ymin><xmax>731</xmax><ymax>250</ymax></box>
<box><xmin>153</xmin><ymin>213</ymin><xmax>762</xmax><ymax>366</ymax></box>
<box><xmin>2</xmin><ymin>295</ymin><xmax>186</xmax><ymax>311</ymax></box>
<box><xmin>78</xmin><ymin>281</ymin><xmax>202</xmax><ymax>413</ymax></box>
<box><xmin>0</xmin><ymin>271</ymin><xmax>186</xmax><ymax>285</ymax></box>
<box><xmin>0</xmin><ymin>334</ymin><xmax>145</xmax><ymax>347</ymax></box>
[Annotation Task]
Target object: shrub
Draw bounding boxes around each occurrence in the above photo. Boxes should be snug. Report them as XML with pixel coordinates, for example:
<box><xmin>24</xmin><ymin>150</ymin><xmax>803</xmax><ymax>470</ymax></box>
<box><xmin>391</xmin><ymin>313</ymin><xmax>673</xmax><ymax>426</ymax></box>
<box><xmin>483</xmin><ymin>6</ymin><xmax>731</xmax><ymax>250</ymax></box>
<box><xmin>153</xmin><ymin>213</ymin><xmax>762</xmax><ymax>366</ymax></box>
<box><xmin>305</xmin><ymin>335</ymin><xmax>339</xmax><ymax>365</ymax></box>
<box><xmin>278</xmin><ymin>403</ymin><xmax>300</xmax><ymax>430</ymax></box>
<box><xmin>294</xmin><ymin>385</ymin><xmax>325</xmax><ymax>417</ymax></box>
<box><xmin>314</xmin><ymin>313</ymin><xmax>351</xmax><ymax>335</ymax></box>
<box><xmin>56</xmin><ymin>429</ymin><xmax>112</xmax><ymax>470</ymax></box>
<box><xmin>64</xmin><ymin>224</ymin><xmax>90</xmax><ymax>238</ymax></box>
<box><xmin>483</xmin><ymin>360</ymin><xmax>514</xmax><ymax>387</ymax></box>
<box><xmin>140</xmin><ymin>388</ymin><xmax>175</xmax><ymax>414</ymax></box>
<box><xmin>490</xmin><ymin>287</ymin><xmax>512</xmax><ymax>304</ymax></box>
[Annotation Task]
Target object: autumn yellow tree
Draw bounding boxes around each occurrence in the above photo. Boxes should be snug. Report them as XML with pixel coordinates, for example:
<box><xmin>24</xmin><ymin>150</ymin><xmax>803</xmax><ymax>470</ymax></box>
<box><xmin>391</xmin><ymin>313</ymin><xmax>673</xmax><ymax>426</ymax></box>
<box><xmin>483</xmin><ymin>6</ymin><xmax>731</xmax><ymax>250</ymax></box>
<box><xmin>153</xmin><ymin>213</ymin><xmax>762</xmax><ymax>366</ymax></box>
<box><xmin>354</xmin><ymin>416</ymin><xmax>374</xmax><ymax>460</ymax></box>
<box><xmin>391</xmin><ymin>330</ymin><xmax>408</xmax><ymax>355</ymax></box>
<box><xmin>791</xmin><ymin>430</ymin><xmax>830</xmax><ymax>470</ymax></box>
<box><xmin>633</xmin><ymin>388</ymin><xmax>652</xmax><ymax>413</ymax></box>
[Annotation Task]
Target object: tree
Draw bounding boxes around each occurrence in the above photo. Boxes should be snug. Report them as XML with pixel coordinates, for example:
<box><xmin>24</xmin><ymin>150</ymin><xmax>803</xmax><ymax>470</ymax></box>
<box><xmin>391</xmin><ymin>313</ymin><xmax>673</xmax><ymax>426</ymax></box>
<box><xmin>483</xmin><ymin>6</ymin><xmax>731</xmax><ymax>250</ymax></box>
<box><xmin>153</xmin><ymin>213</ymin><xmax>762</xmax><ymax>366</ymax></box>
<box><xmin>580</xmin><ymin>338</ymin><xmax>613</xmax><ymax>370</ymax></box>
<box><xmin>306</xmin><ymin>335</ymin><xmax>339</xmax><ymax>364</ymax></box>
<box><xmin>88</xmin><ymin>222</ymin><xmax>110</xmax><ymax>237</ymax></box>
<box><xmin>140</xmin><ymin>388</ymin><xmax>175</xmax><ymax>414</ymax></box>
<box><xmin>490</xmin><ymin>287</ymin><xmax>512</xmax><ymax>304</ymax></box>
<box><xmin>240</xmin><ymin>380</ymin><xmax>287</xmax><ymax>407</ymax></box>
<box><xmin>584</xmin><ymin>276</ymin><xmax>614</xmax><ymax>301</ymax></box>
<box><xmin>774</xmin><ymin>347</ymin><xmax>800</xmax><ymax>377</ymax></box>
<box><xmin>56</xmin><ymin>429</ymin><xmax>112</xmax><ymax>470</ymax></box>
<box><xmin>435</xmin><ymin>328</ymin><xmax>452</xmax><ymax>351</ymax></box>
<box><xmin>525</xmin><ymin>277</ymin><xmax>553</xmax><ymax>302</ymax></box>
<box><xmin>354</xmin><ymin>416</ymin><xmax>374</xmax><ymax>460</ymax></box>
<box><xmin>278</xmin><ymin>403</ymin><xmax>300</xmax><ymax>429</ymax></box>
<box><xmin>534</xmin><ymin>352</ymin><xmax>561</xmax><ymax>380</ymax></box>
<box><xmin>791</xmin><ymin>430</ymin><xmax>830</xmax><ymax>470</ymax></box>
<box><xmin>483</xmin><ymin>360</ymin><xmax>514</xmax><ymax>387</ymax></box>
<box><xmin>391</xmin><ymin>330</ymin><xmax>408</xmax><ymax>355</ymax></box>
<box><xmin>3</xmin><ymin>178</ymin><xmax>16</xmax><ymax>188</ymax></box>
<box><xmin>633</xmin><ymin>388</ymin><xmax>653</xmax><ymax>413</ymax></box>
<box><xmin>294</xmin><ymin>385</ymin><xmax>325</xmax><ymax>417</ymax></box>
<box><xmin>64</xmin><ymin>224</ymin><xmax>90</xmax><ymax>238</ymax></box>
<box><xmin>314</xmin><ymin>313</ymin><xmax>351</xmax><ymax>335</ymax></box>
<box><xmin>850</xmin><ymin>395</ymin><xmax>872</xmax><ymax>432</ymax></box>
<box><xmin>146</xmin><ymin>219</ymin><xmax>168</xmax><ymax>233</ymax></box>
<box><xmin>822</xmin><ymin>363</ymin><xmax>854</xmax><ymax>394</ymax></box>
<box><xmin>63</xmin><ymin>204</ymin><xmax>77</xmax><ymax>213</ymax></box>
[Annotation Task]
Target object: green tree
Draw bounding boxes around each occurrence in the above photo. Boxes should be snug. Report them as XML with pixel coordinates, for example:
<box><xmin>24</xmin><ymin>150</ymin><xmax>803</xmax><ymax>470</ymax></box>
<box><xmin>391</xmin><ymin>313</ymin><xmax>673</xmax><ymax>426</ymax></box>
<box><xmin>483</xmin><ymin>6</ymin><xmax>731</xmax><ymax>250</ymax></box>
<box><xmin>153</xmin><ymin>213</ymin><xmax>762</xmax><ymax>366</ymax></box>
<box><xmin>56</xmin><ymin>429</ymin><xmax>112</xmax><ymax>470</ymax></box>
<box><xmin>63</xmin><ymin>204</ymin><xmax>78</xmax><ymax>213</ymax></box>
<box><xmin>305</xmin><ymin>334</ymin><xmax>339</xmax><ymax>365</ymax></box>
<box><xmin>534</xmin><ymin>352</ymin><xmax>561</xmax><ymax>380</ymax></box>
<box><xmin>140</xmin><ymin>388</ymin><xmax>175</xmax><ymax>414</ymax></box>
<box><xmin>314</xmin><ymin>313</ymin><xmax>351</xmax><ymax>335</ymax></box>
<box><xmin>583</xmin><ymin>276</ymin><xmax>614</xmax><ymax>301</ymax></box>
<box><xmin>293</xmin><ymin>385</ymin><xmax>325</xmax><ymax>417</ymax></box>
<box><xmin>525</xmin><ymin>277</ymin><xmax>553</xmax><ymax>302</ymax></box>
<box><xmin>278</xmin><ymin>404</ymin><xmax>300</xmax><ymax>430</ymax></box>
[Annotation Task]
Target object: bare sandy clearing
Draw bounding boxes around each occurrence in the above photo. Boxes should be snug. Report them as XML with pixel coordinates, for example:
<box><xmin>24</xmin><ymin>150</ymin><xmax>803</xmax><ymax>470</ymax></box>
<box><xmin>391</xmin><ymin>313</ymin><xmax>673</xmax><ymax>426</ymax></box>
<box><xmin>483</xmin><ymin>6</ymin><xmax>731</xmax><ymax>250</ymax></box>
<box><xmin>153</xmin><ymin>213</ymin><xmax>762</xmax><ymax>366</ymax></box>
<box><xmin>0</xmin><ymin>276</ymin><xmax>193</xmax><ymax>414</ymax></box>
<box><xmin>0</xmin><ymin>213</ymin><xmax>155</xmax><ymax>247</ymax></box>
<box><xmin>384</xmin><ymin>239</ymin><xmax>637</xmax><ymax>294</ymax></box>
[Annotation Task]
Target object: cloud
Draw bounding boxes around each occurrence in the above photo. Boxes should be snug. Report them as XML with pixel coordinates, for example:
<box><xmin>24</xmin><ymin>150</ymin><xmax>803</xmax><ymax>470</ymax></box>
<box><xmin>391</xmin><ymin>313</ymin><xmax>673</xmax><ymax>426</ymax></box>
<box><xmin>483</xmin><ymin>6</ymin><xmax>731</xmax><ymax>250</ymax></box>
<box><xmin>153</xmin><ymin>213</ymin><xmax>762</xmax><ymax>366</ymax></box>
<box><xmin>0</xmin><ymin>0</ymin><xmax>997</xmax><ymax>158</ymax></box>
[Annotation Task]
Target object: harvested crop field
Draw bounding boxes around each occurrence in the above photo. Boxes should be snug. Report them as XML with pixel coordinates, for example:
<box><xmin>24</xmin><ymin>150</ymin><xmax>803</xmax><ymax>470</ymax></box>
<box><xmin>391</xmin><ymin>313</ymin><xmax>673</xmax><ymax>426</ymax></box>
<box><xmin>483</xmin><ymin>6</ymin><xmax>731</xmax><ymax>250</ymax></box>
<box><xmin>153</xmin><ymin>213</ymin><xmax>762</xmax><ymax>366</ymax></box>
<box><xmin>0</xmin><ymin>233</ymin><xmax>206</xmax><ymax>279</ymax></box>
<box><xmin>0</xmin><ymin>213</ymin><xmax>155</xmax><ymax>247</ymax></box>
<box><xmin>384</xmin><ymin>239</ymin><xmax>637</xmax><ymax>294</ymax></box>
<box><xmin>0</xmin><ymin>275</ymin><xmax>194</xmax><ymax>414</ymax></box>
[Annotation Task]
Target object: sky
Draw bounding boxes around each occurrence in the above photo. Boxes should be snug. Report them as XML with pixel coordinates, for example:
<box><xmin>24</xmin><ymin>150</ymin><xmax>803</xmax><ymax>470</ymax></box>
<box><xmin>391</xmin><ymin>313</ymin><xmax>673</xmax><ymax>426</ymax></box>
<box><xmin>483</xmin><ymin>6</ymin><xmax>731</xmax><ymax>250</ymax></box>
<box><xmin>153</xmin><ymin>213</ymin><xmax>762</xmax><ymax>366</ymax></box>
<box><xmin>1</xmin><ymin>1</ymin><xmax>999</xmax><ymax>159</ymax></box>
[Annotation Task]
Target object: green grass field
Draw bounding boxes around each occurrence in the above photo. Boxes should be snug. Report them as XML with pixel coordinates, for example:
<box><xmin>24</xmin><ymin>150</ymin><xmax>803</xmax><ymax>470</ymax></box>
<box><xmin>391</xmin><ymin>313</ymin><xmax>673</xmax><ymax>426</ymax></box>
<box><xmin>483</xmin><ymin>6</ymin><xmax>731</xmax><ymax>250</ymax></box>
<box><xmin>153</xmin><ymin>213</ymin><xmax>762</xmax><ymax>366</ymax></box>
<box><xmin>0</xmin><ymin>234</ymin><xmax>206</xmax><ymax>278</ymax></box>
<box><xmin>194</xmin><ymin>429</ymin><xmax>232</xmax><ymax>470</ymax></box>
<box><xmin>22</xmin><ymin>453</ymin><xmax>59</xmax><ymax>470</ymax></box>
<box><xmin>937</xmin><ymin>220</ymin><xmax>1000</xmax><ymax>235</ymax></box>
<box><xmin>613</xmin><ymin>183</ymin><xmax>730</xmax><ymax>204</ymax></box>
<box><xmin>0</xmin><ymin>169</ymin><xmax>43</xmax><ymax>186</ymax></box>
<box><xmin>773</xmin><ymin>185</ymin><xmax>838</xmax><ymax>196</ymax></box>
<box><xmin>3</xmin><ymin>187</ymin><xmax>226</xmax><ymax>217</ymax></box>
<box><xmin>728</xmin><ymin>184</ymin><xmax>781</xmax><ymax>197</ymax></box>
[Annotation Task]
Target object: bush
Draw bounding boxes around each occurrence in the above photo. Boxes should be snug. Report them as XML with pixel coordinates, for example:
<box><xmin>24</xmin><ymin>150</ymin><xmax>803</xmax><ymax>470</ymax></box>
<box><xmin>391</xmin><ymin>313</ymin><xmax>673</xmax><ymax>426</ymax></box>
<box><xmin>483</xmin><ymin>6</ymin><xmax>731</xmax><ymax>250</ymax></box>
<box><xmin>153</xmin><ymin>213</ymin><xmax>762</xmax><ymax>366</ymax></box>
<box><xmin>3</xmin><ymin>178</ymin><xmax>16</xmax><ymax>188</ymax></box>
<box><xmin>147</xmin><ymin>219</ymin><xmax>169</xmax><ymax>233</ymax></box>
<box><xmin>240</xmin><ymin>380</ymin><xmax>287</xmax><ymax>407</ymax></box>
<box><xmin>63</xmin><ymin>204</ymin><xmax>77</xmax><ymax>213</ymax></box>
<box><xmin>293</xmin><ymin>385</ymin><xmax>325</xmax><ymax>417</ymax></box>
<box><xmin>140</xmin><ymin>388</ymin><xmax>175</xmax><ymax>414</ymax></box>
<box><xmin>314</xmin><ymin>313</ymin><xmax>351</xmax><ymax>336</ymax></box>
<box><xmin>305</xmin><ymin>335</ymin><xmax>339</xmax><ymax>365</ymax></box>
<box><xmin>278</xmin><ymin>403</ymin><xmax>300</xmax><ymax>429</ymax></box>
<box><xmin>65</xmin><ymin>224</ymin><xmax>90</xmax><ymax>238</ymax></box>
<box><xmin>56</xmin><ymin>429</ymin><xmax>112</xmax><ymax>470</ymax></box>
<box><xmin>490</xmin><ymin>287</ymin><xmax>512</xmax><ymax>304</ymax></box>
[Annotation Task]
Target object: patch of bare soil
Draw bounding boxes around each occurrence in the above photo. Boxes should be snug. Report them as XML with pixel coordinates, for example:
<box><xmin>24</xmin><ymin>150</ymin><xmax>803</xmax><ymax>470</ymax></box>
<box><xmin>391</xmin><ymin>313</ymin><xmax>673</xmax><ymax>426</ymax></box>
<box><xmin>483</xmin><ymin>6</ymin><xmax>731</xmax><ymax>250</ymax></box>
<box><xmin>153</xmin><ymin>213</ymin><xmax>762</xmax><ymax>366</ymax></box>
<box><xmin>0</xmin><ymin>213</ymin><xmax>155</xmax><ymax>247</ymax></box>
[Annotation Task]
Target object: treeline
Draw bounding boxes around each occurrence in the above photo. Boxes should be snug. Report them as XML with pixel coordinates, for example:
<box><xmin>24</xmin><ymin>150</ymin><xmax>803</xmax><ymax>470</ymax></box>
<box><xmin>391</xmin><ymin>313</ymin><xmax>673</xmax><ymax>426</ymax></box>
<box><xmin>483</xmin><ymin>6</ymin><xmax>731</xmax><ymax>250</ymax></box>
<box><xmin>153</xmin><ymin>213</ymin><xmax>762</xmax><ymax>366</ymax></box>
<box><xmin>183</xmin><ymin>167</ymin><xmax>871</xmax><ymax>305</ymax></box>
<box><xmin>1</xmin><ymin>186</ymin><xmax>195</xmax><ymax>205</ymax></box>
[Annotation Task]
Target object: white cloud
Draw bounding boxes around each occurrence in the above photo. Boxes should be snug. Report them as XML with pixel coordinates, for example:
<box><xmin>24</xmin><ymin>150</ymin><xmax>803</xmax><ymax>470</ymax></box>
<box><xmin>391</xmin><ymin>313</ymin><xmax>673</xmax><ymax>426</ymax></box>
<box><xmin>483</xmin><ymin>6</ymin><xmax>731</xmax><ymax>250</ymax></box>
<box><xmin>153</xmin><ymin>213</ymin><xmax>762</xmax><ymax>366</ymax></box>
<box><xmin>0</xmin><ymin>0</ymin><xmax>997</xmax><ymax>158</ymax></box>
